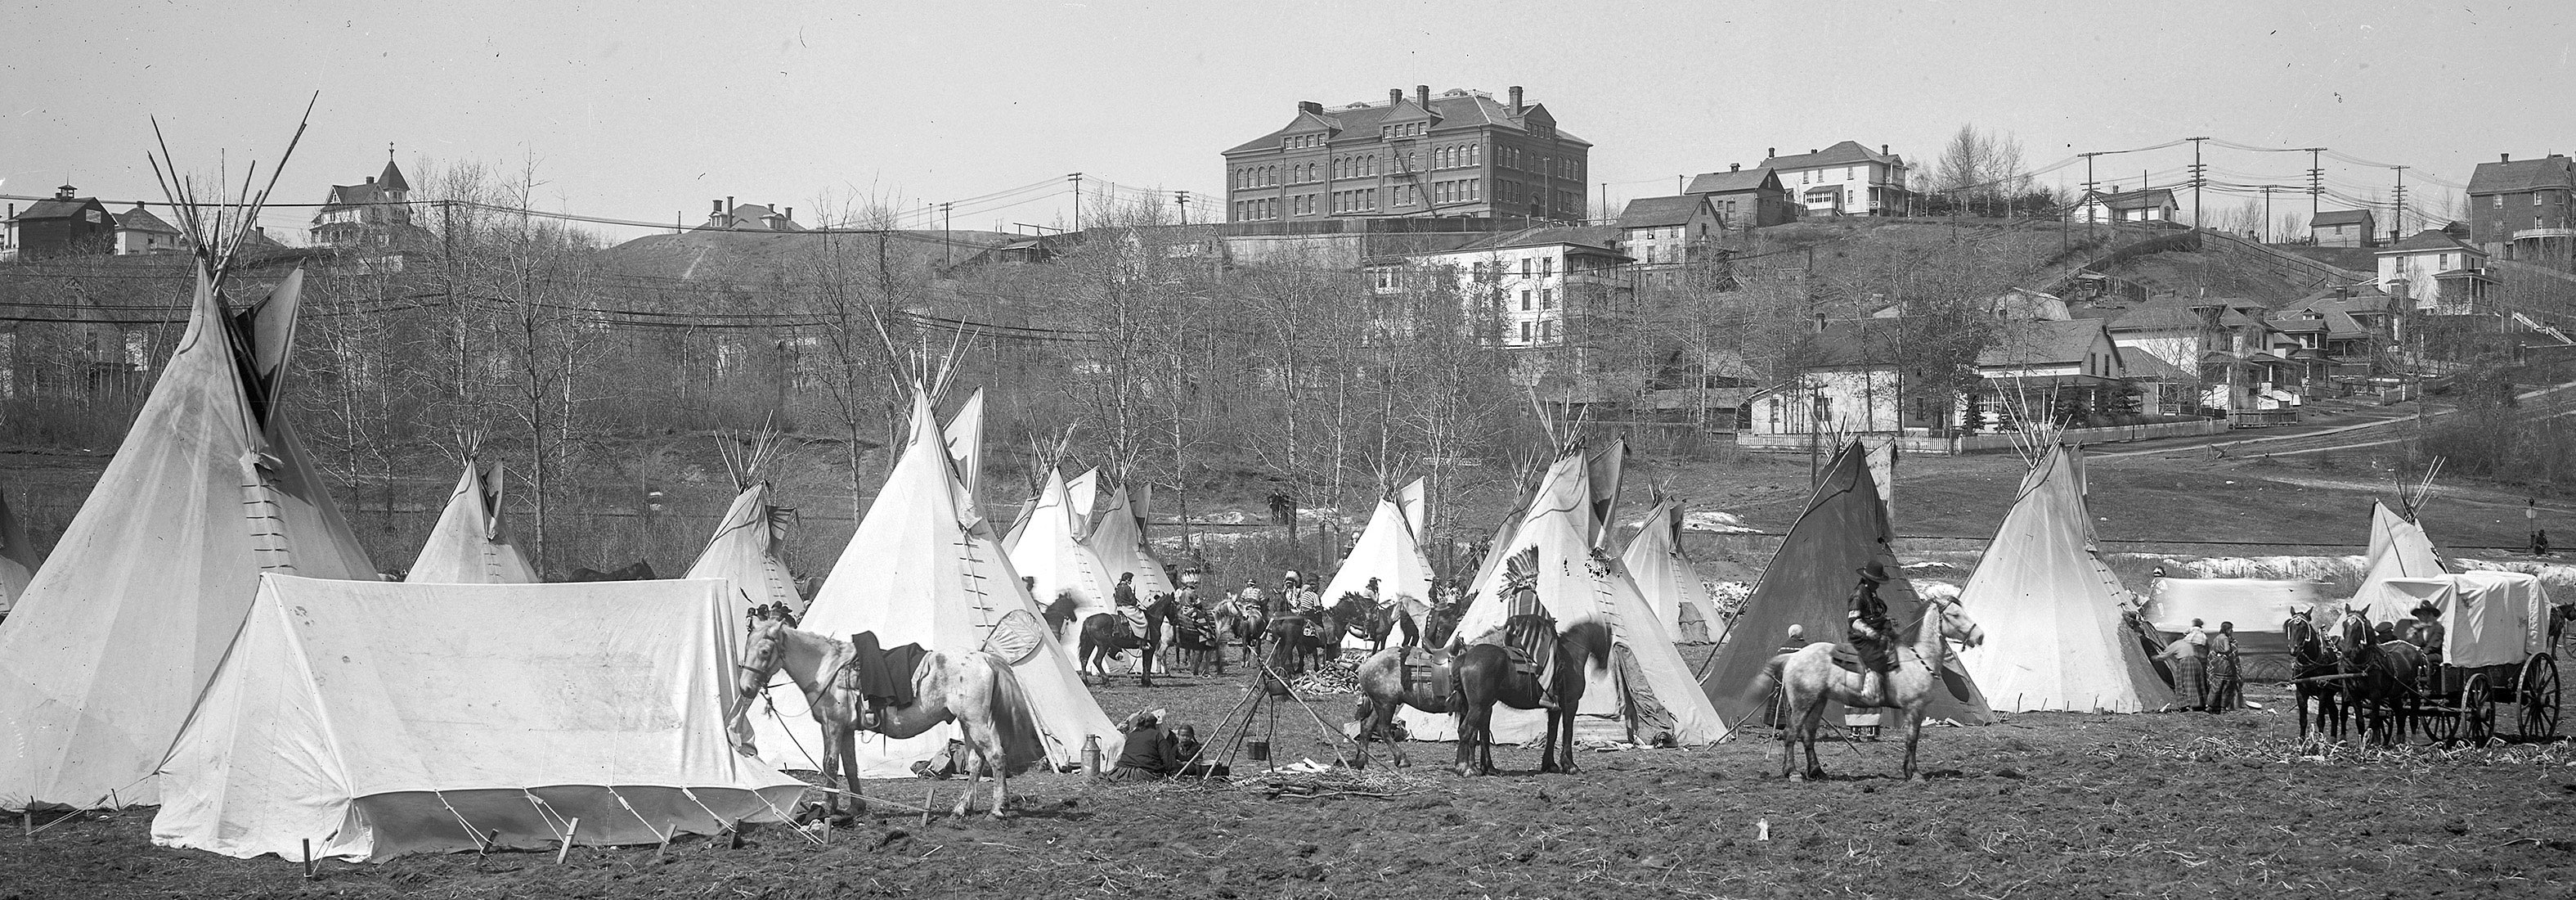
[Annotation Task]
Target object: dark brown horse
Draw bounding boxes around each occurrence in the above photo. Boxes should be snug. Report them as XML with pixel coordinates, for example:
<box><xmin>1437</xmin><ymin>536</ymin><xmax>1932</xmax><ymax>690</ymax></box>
<box><xmin>1447</xmin><ymin>618</ymin><xmax>1613</xmax><ymax>776</ymax></box>
<box><xmin>2285</xmin><ymin>610</ymin><xmax>2345</xmax><ymax>741</ymax></box>
<box><xmin>1076</xmin><ymin>593</ymin><xmax>1171</xmax><ymax>686</ymax></box>
<box><xmin>1168</xmin><ymin>603</ymin><xmax>1227</xmax><ymax>676</ymax></box>
<box><xmin>1329</xmin><ymin>592</ymin><xmax>1398</xmax><ymax>655</ymax></box>
<box><xmin>2336</xmin><ymin>607</ymin><xmax>2427</xmax><ymax>746</ymax></box>
<box><xmin>1214</xmin><ymin>593</ymin><xmax>1269</xmax><ymax>665</ymax></box>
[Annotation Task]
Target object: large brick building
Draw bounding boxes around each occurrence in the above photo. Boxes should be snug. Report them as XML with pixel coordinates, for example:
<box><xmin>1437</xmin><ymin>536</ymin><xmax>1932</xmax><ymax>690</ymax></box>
<box><xmin>2465</xmin><ymin>152</ymin><xmax>2575</xmax><ymax>268</ymax></box>
<box><xmin>1223</xmin><ymin>86</ymin><xmax>1590</xmax><ymax>223</ymax></box>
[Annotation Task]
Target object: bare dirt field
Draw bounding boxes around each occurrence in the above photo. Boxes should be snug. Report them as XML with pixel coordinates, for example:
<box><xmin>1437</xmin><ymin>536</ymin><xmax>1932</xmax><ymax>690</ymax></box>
<box><xmin>10</xmin><ymin>660</ymin><xmax>2574</xmax><ymax>900</ymax></box>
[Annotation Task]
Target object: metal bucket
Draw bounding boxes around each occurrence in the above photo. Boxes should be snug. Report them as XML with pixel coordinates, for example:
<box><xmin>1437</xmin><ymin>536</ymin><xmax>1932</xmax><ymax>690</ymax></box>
<box><xmin>1245</xmin><ymin>739</ymin><xmax>1271</xmax><ymax>762</ymax></box>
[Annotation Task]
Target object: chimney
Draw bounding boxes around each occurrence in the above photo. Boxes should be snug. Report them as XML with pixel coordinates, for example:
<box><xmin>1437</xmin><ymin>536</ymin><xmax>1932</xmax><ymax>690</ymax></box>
<box><xmin>1508</xmin><ymin>86</ymin><xmax>1524</xmax><ymax>115</ymax></box>
<box><xmin>1390</xmin><ymin>88</ymin><xmax>1404</xmax><ymax>106</ymax></box>
<box><xmin>1298</xmin><ymin>100</ymin><xmax>1322</xmax><ymax>115</ymax></box>
<box><xmin>1880</xmin><ymin>144</ymin><xmax>1889</xmax><ymax>155</ymax></box>
<box><xmin>1810</xmin><ymin>148</ymin><xmax>1819</xmax><ymax>155</ymax></box>
<box><xmin>365</xmin><ymin>175</ymin><xmax>376</xmax><ymax>184</ymax></box>
<box><xmin>784</xmin><ymin>206</ymin><xmax>793</xmax><ymax>221</ymax></box>
<box><xmin>1766</xmin><ymin>147</ymin><xmax>1775</xmax><ymax>159</ymax></box>
<box><xmin>1416</xmin><ymin>84</ymin><xmax>1431</xmax><ymax>110</ymax></box>
<box><xmin>2503</xmin><ymin>153</ymin><xmax>2512</xmax><ymax>163</ymax></box>
<box><xmin>1730</xmin><ymin>163</ymin><xmax>1741</xmax><ymax>172</ymax></box>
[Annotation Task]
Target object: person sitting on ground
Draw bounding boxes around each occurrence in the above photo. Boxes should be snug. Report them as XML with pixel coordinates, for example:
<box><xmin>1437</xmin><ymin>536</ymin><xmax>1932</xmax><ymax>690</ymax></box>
<box><xmin>2206</xmin><ymin>622</ymin><xmax>2243</xmax><ymax>713</ymax></box>
<box><xmin>1106</xmin><ymin>713</ymin><xmax>1180</xmax><ymax>782</ymax></box>
<box><xmin>2408</xmin><ymin>601</ymin><xmax>2446</xmax><ymax>668</ymax></box>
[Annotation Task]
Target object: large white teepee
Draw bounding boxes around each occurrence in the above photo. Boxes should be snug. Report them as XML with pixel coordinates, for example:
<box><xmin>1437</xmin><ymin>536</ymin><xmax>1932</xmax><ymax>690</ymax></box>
<box><xmin>1086</xmin><ymin>484</ymin><xmax>1176</xmax><ymax>601</ymax></box>
<box><xmin>0</xmin><ymin>489</ymin><xmax>38</xmax><ymax>617</ymax></box>
<box><xmin>1006</xmin><ymin>469</ymin><xmax>1119</xmax><ymax>641</ymax></box>
<box><xmin>1</xmin><ymin>268</ymin><xmax>376</xmax><ymax>811</ymax></box>
<box><xmin>760</xmin><ymin>393</ymin><xmax>1116</xmax><ymax>777</ymax></box>
<box><xmin>1322</xmin><ymin>480</ymin><xmax>1434</xmax><ymax>606</ymax></box>
<box><xmin>1397</xmin><ymin>451</ymin><xmax>1729</xmax><ymax>746</ymax></box>
<box><xmin>405</xmin><ymin>459</ymin><xmax>537</xmax><ymax>584</ymax></box>
<box><xmin>2350</xmin><ymin>501</ymin><xmax>2451</xmax><ymax>623</ymax></box>
<box><xmin>1621</xmin><ymin>497</ymin><xmax>1726</xmax><ymax>644</ymax></box>
<box><xmin>153</xmin><ymin>574</ymin><xmax>804</xmax><ymax>862</ymax></box>
<box><xmin>1954</xmin><ymin>444</ymin><xmax>2175</xmax><ymax>713</ymax></box>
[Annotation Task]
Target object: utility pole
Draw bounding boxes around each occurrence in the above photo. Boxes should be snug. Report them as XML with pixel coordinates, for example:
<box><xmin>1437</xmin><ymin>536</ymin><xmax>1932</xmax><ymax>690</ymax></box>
<box><xmin>2305</xmin><ymin>147</ymin><xmax>2326</xmax><ymax>233</ymax></box>
<box><xmin>940</xmin><ymin>202</ymin><xmax>953</xmax><ymax>266</ymax></box>
<box><xmin>1599</xmin><ymin>182</ymin><xmax>1608</xmax><ymax>223</ymax></box>
<box><xmin>1174</xmin><ymin>190</ymin><xmax>1189</xmax><ymax>224</ymax></box>
<box><xmin>2188</xmin><ymin>137</ymin><xmax>2209</xmax><ymax>229</ymax></box>
<box><xmin>2261</xmin><ymin>186</ymin><xmax>2273</xmax><ymax>243</ymax></box>
<box><xmin>1068</xmin><ymin>172</ymin><xmax>1084</xmax><ymax>231</ymax></box>
<box><xmin>2079</xmin><ymin>151</ymin><xmax>2107</xmax><ymax>243</ymax></box>
<box><xmin>2392</xmin><ymin>166</ymin><xmax>2409</xmax><ymax>241</ymax></box>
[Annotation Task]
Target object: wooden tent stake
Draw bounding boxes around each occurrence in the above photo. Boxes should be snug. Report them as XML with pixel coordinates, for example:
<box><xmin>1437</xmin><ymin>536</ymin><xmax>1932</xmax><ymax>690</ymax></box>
<box><xmin>556</xmin><ymin>817</ymin><xmax>579</xmax><ymax>864</ymax></box>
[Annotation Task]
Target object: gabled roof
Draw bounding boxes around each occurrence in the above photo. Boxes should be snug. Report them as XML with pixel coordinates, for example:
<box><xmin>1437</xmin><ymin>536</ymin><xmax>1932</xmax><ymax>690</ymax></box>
<box><xmin>2122</xmin><ymin>350</ymin><xmax>2197</xmax><ymax>380</ymax></box>
<box><xmin>2081</xmin><ymin>187</ymin><xmax>2179</xmax><ymax>210</ymax></box>
<box><xmin>1684</xmin><ymin>167</ymin><xmax>1780</xmax><ymax>195</ymax></box>
<box><xmin>1613</xmin><ymin>195</ymin><xmax>1713</xmax><ymax>229</ymax></box>
<box><xmin>2310</xmin><ymin>209</ymin><xmax>2375</xmax><ymax>227</ymax></box>
<box><xmin>7</xmin><ymin>196</ymin><xmax>105</xmax><ymax>222</ymax></box>
<box><xmin>377</xmin><ymin>158</ymin><xmax>411</xmax><ymax>193</ymax></box>
<box><xmin>1224</xmin><ymin>89</ymin><xmax>1589</xmax><ymax>155</ymax></box>
<box><xmin>1759</xmin><ymin>140</ymin><xmax>1901</xmax><ymax>172</ymax></box>
<box><xmin>113</xmin><ymin>205</ymin><xmax>179</xmax><ymax>235</ymax></box>
<box><xmin>1447</xmin><ymin>224</ymin><xmax>1625</xmax><ymax>254</ymax></box>
<box><xmin>2466</xmin><ymin>155</ymin><xmax>2575</xmax><ymax>196</ymax></box>
<box><xmin>2377</xmin><ymin>229</ymin><xmax>2485</xmax><ymax>256</ymax></box>
<box><xmin>1979</xmin><ymin>318</ymin><xmax>2116</xmax><ymax>367</ymax></box>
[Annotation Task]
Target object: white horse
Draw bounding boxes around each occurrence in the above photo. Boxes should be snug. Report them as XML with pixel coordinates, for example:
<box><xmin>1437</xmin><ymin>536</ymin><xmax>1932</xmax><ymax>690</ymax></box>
<box><xmin>1750</xmin><ymin>594</ymin><xmax>1985</xmax><ymax>781</ymax></box>
<box><xmin>734</xmin><ymin>617</ymin><xmax>1046</xmax><ymax>821</ymax></box>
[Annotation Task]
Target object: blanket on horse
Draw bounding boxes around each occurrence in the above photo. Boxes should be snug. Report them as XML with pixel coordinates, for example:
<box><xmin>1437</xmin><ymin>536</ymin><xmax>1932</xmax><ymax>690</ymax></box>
<box><xmin>1117</xmin><ymin>605</ymin><xmax>1151</xmax><ymax>636</ymax></box>
<box><xmin>1397</xmin><ymin>645</ymin><xmax>1453</xmax><ymax>696</ymax></box>
<box><xmin>1501</xmin><ymin>614</ymin><xmax>1556</xmax><ymax>680</ymax></box>
<box><xmin>841</xmin><ymin>632</ymin><xmax>929</xmax><ymax>710</ymax></box>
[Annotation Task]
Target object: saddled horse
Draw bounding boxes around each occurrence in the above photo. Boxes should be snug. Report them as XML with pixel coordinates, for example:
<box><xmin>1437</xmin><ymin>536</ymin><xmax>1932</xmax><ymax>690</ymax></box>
<box><xmin>1214</xmin><ymin>593</ymin><xmax>1270</xmax><ymax>665</ymax></box>
<box><xmin>1075</xmin><ymin>593</ymin><xmax>1173</xmax><ymax>686</ymax></box>
<box><xmin>2335</xmin><ymin>606</ymin><xmax>2427</xmax><ymax>747</ymax></box>
<box><xmin>2285</xmin><ymin>610</ymin><xmax>2346</xmax><ymax>741</ymax></box>
<box><xmin>733</xmin><ymin>617</ymin><xmax>1045</xmax><ymax>821</ymax></box>
<box><xmin>1448</xmin><ymin>616</ymin><xmax>1613</xmax><ymax>776</ymax></box>
<box><xmin>1751</xmin><ymin>592</ymin><xmax>1984</xmax><ymax>782</ymax></box>
<box><xmin>1328</xmin><ymin>592</ymin><xmax>1399</xmax><ymax>656</ymax></box>
<box><xmin>1166</xmin><ymin>604</ymin><xmax>1227</xmax><ymax>676</ymax></box>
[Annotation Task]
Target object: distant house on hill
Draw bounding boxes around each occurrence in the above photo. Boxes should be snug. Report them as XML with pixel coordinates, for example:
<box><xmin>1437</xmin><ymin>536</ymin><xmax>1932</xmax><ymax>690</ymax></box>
<box><xmin>1611</xmin><ymin>195</ymin><xmax>1723</xmax><ymax>265</ymax></box>
<box><xmin>693</xmin><ymin>198</ymin><xmax>807</xmax><ymax>232</ymax></box>
<box><xmin>112</xmin><ymin>205</ymin><xmax>182</xmax><ymax>255</ymax></box>
<box><xmin>2376</xmin><ymin>228</ymin><xmax>2495</xmax><ymax>315</ymax></box>
<box><xmin>2266</xmin><ymin>287</ymin><xmax>2394</xmax><ymax>382</ymax></box>
<box><xmin>2100</xmin><ymin>296</ymin><xmax>2299</xmax><ymax>412</ymax></box>
<box><xmin>2464</xmin><ymin>152</ymin><xmax>2575</xmax><ymax>267</ymax></box>
<box><xmin>3</xmin><ymin>185</ymin><xmax>116</xmax><ymax>262</ymax></box>
<box><xmin>312</xmin><ymin>155</ymin><xmax>436</xmax><ymax>253</ymax></box>
<box><xmin>2309</xmin><ymin>209</ymin><xmax>2377</xmax><ymax>247</ymax></box>
<box><xmin>1973</xmin><ymin>317</ymin><xmax>2141</xmax><ymax>421</ymax></box>
<box><xmin>1759</xmin><ymin>142</ymin><xmax>1910</xmax><ymax>217</ymax></box>
<box><xmin>2069</xmin><ymin>187</ymin><xmax>2180</xmax><ymax>225</ymax></box>
<box><xmin>1369</xmin><ymin>224</ymin><xmax>1633</xmax><ymax>348</ymax></box>
<box><xmin>1682</xmin><ymin>164</ymin><xmax>1796</xmax><ymax>227</ymax></box>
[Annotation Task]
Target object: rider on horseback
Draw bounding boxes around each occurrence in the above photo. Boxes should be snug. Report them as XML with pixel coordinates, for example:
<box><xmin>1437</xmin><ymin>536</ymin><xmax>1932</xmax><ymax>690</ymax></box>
<box><xmin>1847</xmin><ymin>560</ymin><xmax>1901</xmax><ymax>703</ymax></box>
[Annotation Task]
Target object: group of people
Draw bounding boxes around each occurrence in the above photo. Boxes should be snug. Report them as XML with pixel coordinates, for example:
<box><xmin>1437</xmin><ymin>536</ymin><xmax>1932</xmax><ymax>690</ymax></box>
<box><xmin>2159</xmin><ymin>619</ymin><xmax>2246</xmax><ymax>712</ymax></box>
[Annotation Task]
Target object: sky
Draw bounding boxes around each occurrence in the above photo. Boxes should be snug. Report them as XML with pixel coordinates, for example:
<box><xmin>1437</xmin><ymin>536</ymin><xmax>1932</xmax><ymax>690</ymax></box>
<box><xmin>6</xmin><ymin>1</ymin><xmax>2573</xmax><ymax>244</ymax></box>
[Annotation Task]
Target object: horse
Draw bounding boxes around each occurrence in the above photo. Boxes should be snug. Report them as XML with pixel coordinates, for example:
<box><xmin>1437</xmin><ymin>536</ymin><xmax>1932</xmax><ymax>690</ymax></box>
<box><xmin>1168</xmin><ymin>603</ymin><xmax>1227</xmax><ymax>677</ymax></box>
<box><xmin>1349</xmin><ymin>641</ymin><xmax>1456</xmax><ymax>769</ymax></box>
<box><xmin>2284</xmin><ymin>610</ymin><xmax>2346</xmax><ymax>741</ymax></box>
<box><xmin>1448</xmin><ymin>618</ymin><xmax>1615</xmax><ymax>776</ymax></box>
<box><xmin>2335</xmin><ymin>606</ymin><xmax>2428</xmax><ymax>747</ymax></box>
<box><xmin>1749</xmin><ymin>593</ymin><xmax>1985</xmax><ymax>782</ymax></box>
<box><xmin>561</xmin><ymin>560</ymin><xmax>655</xmax><ymax>582</ymax></box>
<box><xmin>1039</xmin><ymin>589</ymin><xmax>1082</xmax><ymax>637</ymax></box>
<box><xmin>1076</xmin><ymin>594</ymin><xmax>1172</xmax><ymax>686</ymax></box>
<box><xmin>1329</xmin><ymin>592</ymin><xmax>1398</xmax><ymax>655</ymax></box>
<box><xmin>1214</xmin><ymin>593</ymin><xmax>1269</xmax><ymax>665</ymax></box>
<box><xmin>732</xmin><ymin>617</ymin><xmax>1045</xmax><ymax>821</ymax></box>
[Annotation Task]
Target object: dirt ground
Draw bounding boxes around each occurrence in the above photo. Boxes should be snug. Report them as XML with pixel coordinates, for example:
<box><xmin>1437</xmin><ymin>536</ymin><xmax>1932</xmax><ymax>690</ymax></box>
<box><xmin>10</xmin><ymin>656</ymin><xmax>2573</xmax><ymax>900</ymax></box>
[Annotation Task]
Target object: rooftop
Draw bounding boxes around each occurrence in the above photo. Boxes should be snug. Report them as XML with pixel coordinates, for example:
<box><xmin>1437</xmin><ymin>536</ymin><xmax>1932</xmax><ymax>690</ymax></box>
<box><xmin>1225</xmin><ymin>88</ymin><xmax>1588</xmax><ymax>155</ymax></box>
<box><xmin>1613</xmin><ymin>196</ymin><xmax>1712</xmax><ymax>229</ymax></box>
<box><xmin>1682</xmin><ymin>167</ymin><xmax>1779</xmax><ymax>195</ymax></box>
<box><xmin>2466</xmin><ymin>155</ymin><xmax>2574</xmax><ymax>196</ymax></box>
<box><xmin>1759</xmin><ymin>141</ymin><xmax>1902</xmax><ymax>172</ymax></box>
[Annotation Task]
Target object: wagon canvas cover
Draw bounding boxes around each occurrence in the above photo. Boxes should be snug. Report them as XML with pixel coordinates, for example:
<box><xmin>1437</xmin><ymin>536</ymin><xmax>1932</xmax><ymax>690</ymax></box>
<box><xmin>2380</xmin><ymin>572</ymin><xmax>2553</xmax><ymax>669</ymax></box>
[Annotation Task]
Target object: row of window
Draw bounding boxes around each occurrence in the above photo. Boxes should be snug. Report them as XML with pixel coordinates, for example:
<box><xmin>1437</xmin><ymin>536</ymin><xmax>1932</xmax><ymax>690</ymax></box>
<box><xmin>1433</xmin><ymin>144</ymin><xmax>1481</xmax><ymax>169</ymax></box>
<box><xmin>1331</xmin><ymin>189</ymin><xmax>1380</xmax><ymax>214</ymax></box>
<box><xmin>1234</xmin><ymin>198</ymin><xmax>1281</xmax><ymax>220</ymax></box>
<box><xmin>1517</xmin><ymin>287</ymin><xmax>1558</xmax><ymax>311</ymax></box>
<box><xmin>1285</xmin><ymin>133</ymin><xmax>1325</xmax><ymax>150</ymax></box>
<box><xmin>2493</xmin><ymin>192</ymin><xmax>2564</xmax><ymax>209</ymax></box>
<box><xmin>1517</xmin><ymin>319</ymin><xmax>1558</xmax><ymax>343</ymax></box>
<box><xmin>1380</xmin><ymin>122</ymin><xmax>1428</xmax><ymax>138</ymax></box>
<box><xmin>1431</xmin><ymin>179</ymin><xmax>1480</xmax><ymax>205</ymax></box>
<box><xmin>1796</xmin><ymin>166</ymin><xmax>1881</xmax><ymax>185</ymax></box>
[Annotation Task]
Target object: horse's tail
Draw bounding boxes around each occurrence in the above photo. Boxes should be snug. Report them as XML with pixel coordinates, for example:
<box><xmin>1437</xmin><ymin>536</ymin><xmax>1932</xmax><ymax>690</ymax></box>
<box><xmin>980</xmin><ymin>655</ymin><xmax>1048</xmax><ymax>775</ymax></box>
<box><xmin>1744</xmin><ymin>650</ymin><xmax>1792</xmax><ymax>707</ymax></box>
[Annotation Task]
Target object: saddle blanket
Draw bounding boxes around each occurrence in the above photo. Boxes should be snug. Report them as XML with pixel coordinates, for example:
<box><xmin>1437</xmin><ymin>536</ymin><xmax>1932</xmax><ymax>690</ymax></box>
<box><xmin>1398</xmin><ymin>646</ymin><xmax>1452</xmax><ymax>695</ymax></box>
<box><xmin>841</xmin><ymin>631</ymin><xmax>929</xmax><ymax>709</ymax></box>
<box><xmin>1117</xmin><ymin>606</ymin><xmax>1151</xmax><ymax>633</ymax></box>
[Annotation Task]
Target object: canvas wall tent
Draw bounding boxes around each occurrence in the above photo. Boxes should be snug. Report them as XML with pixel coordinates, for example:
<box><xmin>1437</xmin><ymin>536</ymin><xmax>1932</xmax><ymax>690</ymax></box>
<box><xmin>2140</xmin><ymin>577</ymin><xmax>2330</xmax><ymax>680</ymax></box>
<box><xmin>1086</xmin><ymin>484</ymin><xmax>1177</xmax><ymax>602</ymax></box>
<box><xmin>1621</xmin><ymin>498</ymin><xmax>1726</xmax><ymax>644</ymax></box>
<box><xmin>1396</xmin><ymin>451</ymin><xmax>1728</xmax><ymax>747</ymax></box>
<box><xmin>758</xmin><ymin>394</ymin><xmax>1116</xmax><ymax>777</ymax></box>
<box><xmin>1006</xmin><ymin>469</ymin><xmax>1120</xmax><ymax>642</ymax></box>
<box><xmin>404</xmin><ymin>460</ymin><xmax>536</xmax><ymax>584</ymax></box>
<box><xmin>1694</xmin><ymin>443</ymin><xmax>1993</xmax><ymax>726</ymax></box>
<box><xmin>1322</xmin><ymin>480</ymin><xmax>1435</xmax><ymax>607</ymax></box>
<box><xmin>2350</xmin><ymin>502</ymin><xmax>2453</xmax><ymax>624</ymax></box>
<box><xmin>0</xmin><ymin>489</ymin><xmax>38</xmax><ymax>617</ymax></box>
<box><xmin>152</xmin><ymin>575</ymin><xmax>805</xmax><ymax>862</ymax></box>
<box><xmin>2</xmin><ymin>268</ymin><xmax>375</xmax><ymax>812</ymax></box>
<box><xmin>1954</xmin><ymin>444</ymin><xmax>2175</xmax><ymax>713</ymax></box>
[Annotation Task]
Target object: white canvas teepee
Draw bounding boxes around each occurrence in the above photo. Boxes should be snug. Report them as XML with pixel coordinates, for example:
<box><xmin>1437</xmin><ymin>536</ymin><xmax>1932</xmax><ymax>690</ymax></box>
<box><xmin>1621</xmin><ymin>498</ymin><xmax>1726</xmax><ymax>644</ymax></box>
<box><xmin>1397</xmin><ymin>451</ymin><xmax>1729</xmax><ymax>746</ymax></box>
<box><xmin>405</xmin><ymin>459</ymin><xmax>536</xmax><ymax>584</ymax></box>
<box><xmin>0</xmin><ymin>268</ymin><xmax>375</xmax><ymax>811</ymax></box>
<box><xmin>1087</xmin><ymin>484</ymin><xmax>1176</xmax><ymax>602</ymax></box>
<box><xmin>0</xmin><ymin>489</ymin><xmax>38</xmax><ymax>618</ymax></box>
<box><xmin>1954</xmin><ymin>444</ymin><xmax>2175</xmax><ymax>713</ymax></box>
<box><xmin>1322</xmin><ymin>484</ymin><xmax>1434</xmax><ymax>606</ymax></box>
<box><xmin>759</xmin><ymin>393</ymin><xmax>1115</xmax><ymax>777</ymax></box>
<box><xmin>1063</xmin><ymin>468</ymin><xmax>1102</xmax><ymax>539</ymax></box>
<box><xmin>2351</xmin><ymin>501</ymin><xmax>2451</xmax><ymax>623</ymax></box>
<box><xmin>153</xmin><ymin>575</ymin><xmax>805</xmax><ymax>862</ymax></box>
<box><xmin>1007</xmin><ymin>469</ymin><xmax>1119</xmax><ymax>641</ymax></box>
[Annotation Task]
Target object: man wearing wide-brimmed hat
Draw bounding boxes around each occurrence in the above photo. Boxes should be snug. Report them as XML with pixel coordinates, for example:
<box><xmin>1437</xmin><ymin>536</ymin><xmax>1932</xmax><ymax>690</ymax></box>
<box><xmin>1847</xmin><ymin>560</ymin><xmax>1900</xmax><ymax>702</ymax></box>
<box><xmin>2408</xmin><ymin>601</ymin><xmax>2446</xmax><ymax>669</ymax></box>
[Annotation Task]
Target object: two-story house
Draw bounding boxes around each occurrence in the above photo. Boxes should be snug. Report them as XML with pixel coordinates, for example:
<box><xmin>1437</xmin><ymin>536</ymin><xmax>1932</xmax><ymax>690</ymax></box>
<box><xmin>2266</xmin><ymin>288</ymin><xmax>2394</xmax><ymax>385</ymax></box>
<box><xmin>1370</xmin><ymin>225</ymin><xmax>1633</xmax><ymax>348</ymax></box>
<box><xmin>2069</xmin><ymin>187</ymin><xmax>2181</xmax><ymax>225</ymax></box>
<box><xmin>2309</xmin><ymin>209</ymin><xmax>2378</xmax><ymax>248</ymax></box>
<box><xmin>2103</xmin><ymin>297</ymin><xmax>2293</xmax><ymax>412</ymax></box>
<box><xmin>1760</xmin><ymin>142</ymin><xmax>1909</xmax><ymax>217</ymax></box>
<box><xmin>112</xmin><ymin>205</ymin><xmax>182</xmax><ymax>255</ymax></box>
<box><xmin>1681</xmin><ymin>164</ymin><xmax>1796</xmax><ymax>227</ymax></box>
<box><xmin>1223</xmin><ymin>86</ymin><xmax>1591</xmax><ymax>223</ymax></box>
<box><xmin>2376</xmin><ymin>227</ymin><xmax>2495</xmax><ymax>315</ymax></box>
<box><xmin>312</xmin><ymin>155</ymin><xmax>437</xmax><ymax>252</ymax></box>
<box><xmin>1612</xmin><ymin>196</ymin><xmax>1724</xmax><ymax>265</ymax></box>
<box><xmin>2</xmin><ymin>185</ymin><xmax>116</xmax><ymax>262</ymax></box>
<box><xmin>2464</xmin><ymin>152</ymin><xmax>2574</xmax><ymax>268</ymax></box>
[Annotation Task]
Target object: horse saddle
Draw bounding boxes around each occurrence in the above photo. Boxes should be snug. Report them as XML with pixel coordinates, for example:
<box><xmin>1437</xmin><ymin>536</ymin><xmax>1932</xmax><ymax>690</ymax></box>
<box><xmin>1501</xmin><ymin>614</ymin><xmax>1556</xmax><ymax>680</ymax></box>
<box><xmin>1398</xmin><ymin>646</ymin><xmax>1452</xmax><ymax>695</ymax></box>
<box><xmin>840</xmin><ymin>632</ymin><xmax>929</xmax><ymax>713</ymax></box>
<box><xmin>1826</xmin><ymin>642</ymin><xmax>1900</xmax><ymax>676</ymax></box>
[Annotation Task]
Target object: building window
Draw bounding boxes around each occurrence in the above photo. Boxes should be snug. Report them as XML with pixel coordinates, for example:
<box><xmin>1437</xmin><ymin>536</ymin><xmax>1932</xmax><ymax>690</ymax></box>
<box><xmin>1519</xmin><ymin>290</ymin><xmax>1531</xmax><ymax>310</ymax></box>
<box><xmin>1519</xmin><ymin>322</ymin><xmax>1532</xmax><ymax>342</ymax></box>
<box><xmin>1541</xmin><ymin>257</ymin><xmax>1554</xmax><ymax>278</ymax></box>
<box><xmin>1541</xmin><ymin>289</ymin><xmax>1555</xmax><ymax>309</ymax></box>
<box><xmin>1541</xmin><ymin>320</ymin><xmax>1555</xmax><ymax>342</ymax></box>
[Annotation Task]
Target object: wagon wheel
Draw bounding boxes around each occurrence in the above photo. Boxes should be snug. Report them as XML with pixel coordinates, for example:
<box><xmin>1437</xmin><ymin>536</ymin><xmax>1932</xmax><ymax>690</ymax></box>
<box><xmin>2424</xmin><ymin>684</ymin><xmax>2463</xmax><ymax>746</ymax></box>
<box><xmin>2462</xmin><ymin>672</ymin><xmax>2497</xmax><ymax>746</ymax></box>
<box><xmin>2519</xmin><ymin>655</ymin><xmax>2561</xmax><ymax>740</ymax></box>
